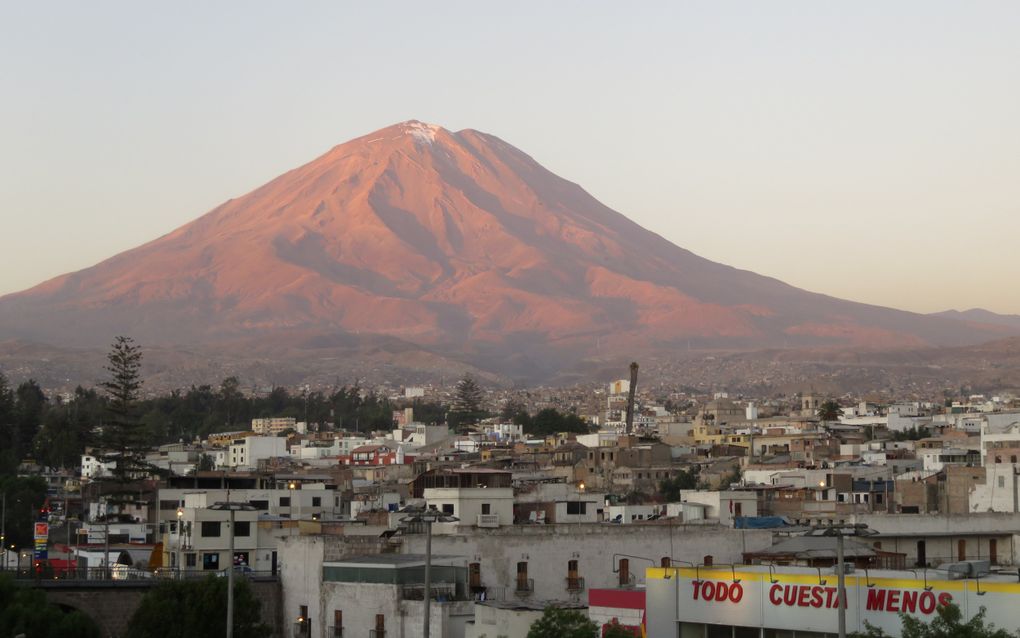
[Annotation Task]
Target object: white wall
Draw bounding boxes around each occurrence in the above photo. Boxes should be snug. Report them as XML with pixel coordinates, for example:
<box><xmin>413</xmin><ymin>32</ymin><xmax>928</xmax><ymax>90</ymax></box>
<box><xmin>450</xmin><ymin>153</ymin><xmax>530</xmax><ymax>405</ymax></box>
<box><xmin>464</xmin><ymin>603</ymin><xmax>543</xmax><ymax>638</ymax></box>
<box><xmin>424</xmin><ymin>487</ymin><xmax>515</xmax><ymax>532</ymax></box>
<box><xmin>402</xmin><ymin>525</ymin><xmax>772</xmax><ymax>602</ymax></box>
<box><xmin>969</xmin><ymin>465</ymin><xmax>1020</xmax><ymax>513</ymax></box>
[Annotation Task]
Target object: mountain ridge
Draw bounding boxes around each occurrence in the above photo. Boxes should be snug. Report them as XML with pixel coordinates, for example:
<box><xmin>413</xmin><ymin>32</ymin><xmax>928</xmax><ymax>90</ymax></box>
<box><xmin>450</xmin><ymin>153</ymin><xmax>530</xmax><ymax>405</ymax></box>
<box><xmin>0</xmin><ymin>120</ymin><xmax>1015</xmax><ymax>380</ymax></box>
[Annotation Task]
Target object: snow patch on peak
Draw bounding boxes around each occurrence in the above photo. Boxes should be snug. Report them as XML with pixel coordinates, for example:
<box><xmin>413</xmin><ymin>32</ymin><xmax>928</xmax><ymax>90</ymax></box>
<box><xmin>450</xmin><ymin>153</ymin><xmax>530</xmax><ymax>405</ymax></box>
<box><xmin>401</xmin><ymin>121</ymin><xmax>441</xmax><ymax>145</ymax></box>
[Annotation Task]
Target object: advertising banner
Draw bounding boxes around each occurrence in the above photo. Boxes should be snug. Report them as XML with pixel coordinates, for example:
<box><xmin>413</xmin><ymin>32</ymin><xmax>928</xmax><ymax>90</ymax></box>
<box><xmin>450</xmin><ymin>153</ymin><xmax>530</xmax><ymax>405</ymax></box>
<box><xmin>645</xmin><ymin>566</ymin><xmax>1020</xmax><ymax>636</ymax></box>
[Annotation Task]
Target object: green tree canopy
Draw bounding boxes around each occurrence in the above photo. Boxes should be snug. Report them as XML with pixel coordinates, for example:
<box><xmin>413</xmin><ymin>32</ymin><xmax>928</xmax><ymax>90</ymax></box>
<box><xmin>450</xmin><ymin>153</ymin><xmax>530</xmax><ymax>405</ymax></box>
<box><xmin>659</xmin><ymin>467</ymin><xmax>700</xmax><ymax>501</ymax></box>
<box><xmin>851</xmin><ymin>602</ymin><xmax>1018</xmax><ymax>638</ymax></box>
<box><xmin>448</xmin><ymin>374</ymin><xmax>487</xmax><ymax>431</ymax></box>
<box><xmin>602</xmin><ymin>619</ymin><xmax>641</xmax><ymax>637</ymax></box>
<box><xmin>816</xmin><ymin>400</ymin><xmax>842</xmax><ymax>422</ymax></box>
<box><xmin>125</xmin><ymin>575</ymin><xmax>270</xmax><ymax>638</ymax></box>
<box><xmin>0</xmin><ymin>573</ymin><xmax>100</xmax><ymax>638</ymax></box>
<box><xmin>518</xmin><ymin>408</ymin><xmax>590</xmax><ymax>437</ymax></box>
<box><xmin>527</xmin><ymin>605</ymin><xmax>598</xmax><ymax>638</ymax></box>
<box><xmin>0</xmin><ymin>475</ymin><xmax>48</xmax><ymax>549</ymax></box>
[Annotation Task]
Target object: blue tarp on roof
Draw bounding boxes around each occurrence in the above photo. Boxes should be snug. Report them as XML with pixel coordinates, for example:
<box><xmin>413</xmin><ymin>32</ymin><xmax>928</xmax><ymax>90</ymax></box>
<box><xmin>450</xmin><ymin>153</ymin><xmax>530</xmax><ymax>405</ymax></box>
<box><xmin>734</xmin><ymin>516</ymin><xmax>791</xmax><ymax>529</ymax></box>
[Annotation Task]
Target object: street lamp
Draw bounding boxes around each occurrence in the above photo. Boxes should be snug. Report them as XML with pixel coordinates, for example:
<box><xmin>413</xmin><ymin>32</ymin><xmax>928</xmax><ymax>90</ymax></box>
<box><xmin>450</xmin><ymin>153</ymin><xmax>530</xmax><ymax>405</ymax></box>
<box><xmin>808</xmin><ymin>523</ymin><xmax>878</xmax><ymax>638</ymax></box>
<box><xmin>400</xmin><ymin>506</ymin><xmax>459</xmax><ymax>638</ymax></box>
<box><xmin>1</xmin><ymin>489</ymin><xmax>6</xmax><ymax>572</ymax></box>
<box><xmin>209</xmin><ymin>502</ymin><xmax>257</xmax><ymax>638</ymax></box>
<box><xmin>287</xmin><ymin>481</ymin><xmax>298</xmax><ymax>520</ymax></box>
<box><xmin>176</xmin><ymin>507</ymin><xmax>184</xmax><ymax>577</ymax></box>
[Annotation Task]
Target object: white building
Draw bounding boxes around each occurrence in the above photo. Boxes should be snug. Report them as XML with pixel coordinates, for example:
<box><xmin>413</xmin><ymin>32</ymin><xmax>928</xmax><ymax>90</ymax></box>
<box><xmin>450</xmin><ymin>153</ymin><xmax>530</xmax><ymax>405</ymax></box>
<box><xmin>424</xmin><ymin>486</ymin><xmax>515</xmax><ymax>533</ymax></box>
<box><xmin>280</xmin><ymin>523</ymin><xmax>771</xmax><ymax>637</ymax></box>
<box><xmin>605</xmin><ymin>504</ymin><xmax>661</xmax><ymax>524</ymax></box>
<box><xmin>465</xmin><ymin>600</ymin><xmax>574</xmax><ymax>638</ymax></box>
<box><xmin>282</xmin><ymin>547</ymin><xmax>472</xmax><ymax>638</ymax></box>
<box><xmin>969</xmin><ymin>464</ymin><xmax>1020</xmax><ymax>513</ymax></box>
<box><xmin>251</xmin><ymin>417</ymin><xmax>296</xmax><ymax>436</ymax></box>
<box><xmin>222</xmin><ymin>436</ymin><xmax>289</xmax><ymax>470</ymax></box>
<box><xmin>393</xmin><ymin>423</ymin><xmax>449</xmax><ymax>449</ymax></box>
<box><xmin>80</xmin><ymin>454</ymin><xmax>116</xmax><ymax>480</ymax></box>
<box><xmin>673</xmin><ymin>490</ymin><xmax>759</xmax><ymax>525</ymax></box>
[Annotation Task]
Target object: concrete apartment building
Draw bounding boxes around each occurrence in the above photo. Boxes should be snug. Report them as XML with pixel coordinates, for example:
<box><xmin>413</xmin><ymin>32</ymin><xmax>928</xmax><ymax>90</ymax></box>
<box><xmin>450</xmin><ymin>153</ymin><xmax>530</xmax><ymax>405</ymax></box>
<box><xmin>222</xmin><ymin>435</ymin><xmax>289</xmax><ymax>470</ymax></box>
<box><xmin>279</xmin><ymin>523</ymin><xmax>771</xmax><ymax>638</ymax></box>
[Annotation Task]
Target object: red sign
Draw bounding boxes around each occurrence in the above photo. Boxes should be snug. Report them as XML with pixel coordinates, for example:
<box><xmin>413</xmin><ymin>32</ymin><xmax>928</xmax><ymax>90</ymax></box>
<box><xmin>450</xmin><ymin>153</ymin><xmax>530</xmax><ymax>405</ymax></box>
<box><xmin>692</xmin><ymin>581</ymin><xmax>954</xmax><ymax>618</ymax></box>
<box><xmin>33</xmin><ymin>522</ymin><xmax>49</xmax><ymax>540</ymax></box>
<box><xmin>760</xmin><ymin>584</ymin><xmax>951</xmax><ymax>615</ymax></box>
<box><xmin>865</xmin><ymin>588</ymin><xmax>952</xmax><ymax>615</ymax></box>
<box><xmin>692</xmin><ymin>580</ymin><xmax>744</xmax><ymax>603</ymax></box>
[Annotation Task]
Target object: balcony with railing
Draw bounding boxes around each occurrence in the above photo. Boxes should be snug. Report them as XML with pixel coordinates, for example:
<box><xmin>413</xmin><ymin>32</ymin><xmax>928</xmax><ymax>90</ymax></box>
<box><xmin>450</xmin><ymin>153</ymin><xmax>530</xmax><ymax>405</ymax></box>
<box><xmin>369</xmin><ymin>630</ymin><xmax>386</xmax><ymax>638</ymax></box>
<box><xmin>514</xmin><ymin>578</ymin><xmax>534</xmax><ymax>596</ymax></box>
<box><xmin>292</xmin><ymin>621</ymin><xmax>310</xmax><ymax>636</ymax></box>
<box><xmin>398</xmin><ymin>582</ymin><xmax>460</xmax><ymax>601</ymax></box>
<box><xmin>618</xmin><ymin>573</ymin><xmax>636</xmax><ymax>588</ymax></box>
<box><xmin>476</xmin><ymin>513</ymin><xmax>500</xmax><ymax>528</ymax></box>
<box><xmin>327</xmin><ymin>627</ymin><xmax>343</xmax><ymax>638</ymax></box>
<box><xmin>566</xmin><ymin>576</ymin><xmax>585</xmax><ymax>592</ymax></box>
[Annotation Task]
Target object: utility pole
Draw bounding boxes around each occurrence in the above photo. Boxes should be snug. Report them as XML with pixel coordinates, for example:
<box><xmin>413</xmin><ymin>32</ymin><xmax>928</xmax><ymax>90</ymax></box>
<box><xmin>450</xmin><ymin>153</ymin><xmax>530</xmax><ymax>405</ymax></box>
<box><xmin>810</xmin><ymin>522</ymin><xmax>876</xmax><ymax>638</ymax></box>
<box><xmin>210</xmin><ymin>501</ymin><xmax>256</xmax><ymax>638</ymax></box>
<box><xmin>1</xmin><ymin>490</ymin><xmax>6</xmax><ymax>570</ymax></box>
<box><xmin>227</xmin><ymin>507</ymin><xmax>235</xmax><ymax>638</ymax></box>
<box><xmin>836</xmin><ymin>532</ymin><xmax>846</xmax><ymax>638</ymax></box>
<box><xmin>400</xmin><ymin>506</ymin><xmax>458</xmax><ymax>638</ymax></box>
<box><xmin>103</xmin><ymin>497</ymin><xmax>110</xmax><ymax>579</ymax></box>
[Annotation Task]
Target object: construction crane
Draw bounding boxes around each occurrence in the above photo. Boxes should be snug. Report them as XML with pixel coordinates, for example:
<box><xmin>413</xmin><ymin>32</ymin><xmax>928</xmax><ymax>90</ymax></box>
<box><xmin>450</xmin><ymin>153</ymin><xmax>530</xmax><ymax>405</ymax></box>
<box><xmin>624</xmin><ymin>361</ymin><xmax>639</xmax><ymax>434</ymax></box>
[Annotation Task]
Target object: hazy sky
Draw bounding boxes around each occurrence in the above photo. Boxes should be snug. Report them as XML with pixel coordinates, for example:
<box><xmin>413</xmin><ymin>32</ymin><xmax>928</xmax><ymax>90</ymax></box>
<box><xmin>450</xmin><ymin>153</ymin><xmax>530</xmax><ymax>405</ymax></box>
<box><xmin>2</xmin><ymin>2</ymin><xmax>1018</xmax><ymax>313</ymax></box>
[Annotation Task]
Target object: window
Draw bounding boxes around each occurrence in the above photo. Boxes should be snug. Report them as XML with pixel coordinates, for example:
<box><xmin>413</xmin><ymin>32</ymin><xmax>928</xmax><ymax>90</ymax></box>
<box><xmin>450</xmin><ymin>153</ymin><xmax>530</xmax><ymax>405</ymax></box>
<box><xmin>234</xmin><ymin>521</ymin><xmax>251</xmax><ymax>537</ymax></box>
<box><xmin>567</xmin><ymin>559</ymin><xmax>581</xmax><ymax>590</ymax></box>
<box><xmin>516</xmin><ymin>561</ymin><xmax>530</xmax><ymax>591</ymax></box>
<box><xmin>999</xmin><ymin>476</ymin><xmax>1006</xmax><ymax>489</ymax></box>
<box><xmin>280</xmin><ymin>496</ymin><xmax>291</xmax><ymax>507</ymax></box>
<box><xmin>202</xmin><ymin>553</ymin><xmax>220</xmax><ymax>570</ymax></box>
<box><xmin>250</xmin><ymin>500</ymin><xmax>269</xmax><ymax>510</ymax></box>
<box><xmin>481</xmin><ymin>503</ymin><xmax>491</xmax><ymax>515</ymax></box>
<box><xmin>201</xmin><ymin>521</ymin><xmax>221</xmax><ymax>537</ymax></box>
<box><xmin>297</xmin><ymin>605</ymin><xmax>309</xmax><ymax>636</ymax></box>
<box><xmin>618</xmin><ymin>558</ymin><xmax>630</xmax><ymax>586</ymax></box>
<box><xmin>374</xmin><ymin>614</ymin><xmax>385</xmax><ymax>637</ymax></box>
<box><xmin>312</xmin><ymin>497</ymin><xmax>321</xmax><ymax>507</ymax></box>
<box><xmin>958</xmin><ymin>539</ymin><xmax>966</xmax><ymax>561</ymax></box>
<box><xmin>332</xmin><ymin>610</ymin><xmax>343</xmax><ymax>637</ymax></box>
<box><xmin>441</xmin><ymin>504</ymin><xmax>454</xmax><ymax>515</ymax></box>
<box><xmin>469</xmin><ymin>562</ymin><xmax>481</xmax><ymax>589</ymax></box>
<box><xmin>185</xmin><ymin>553</ymin><xmax>196</xmax><ymax>567</ymax></box>
<box><xmin>990</xmin><ymin>539</ymin><xmax>998</xmax><ymax>564</ymax></box>
<box><xmin>661</xmin><ymin>557</ymin><xmax>671</xmax><ymax>567</ymax></box>
<box><xmin>567</xmin><ymin>501</ymin><xmax>587</xmax><ymax>515</ymax></box>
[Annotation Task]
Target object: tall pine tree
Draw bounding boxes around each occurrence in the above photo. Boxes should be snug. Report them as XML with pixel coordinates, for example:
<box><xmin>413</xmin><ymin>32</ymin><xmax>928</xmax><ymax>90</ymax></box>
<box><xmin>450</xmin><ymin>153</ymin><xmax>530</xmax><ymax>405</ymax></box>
<box><xmin>93</xmin><ymin>337</ymin><xmax>155</xmax><ymax>545</ymax></box>
<box><xmin>448</xmin><ymin>374</ymin><xmax>485</xmax><ymax>431</ymax></box>
<box><xmin>98</xmin><ymin>336</ymin><xmax>147</xmax><ymax>481</ymax></box>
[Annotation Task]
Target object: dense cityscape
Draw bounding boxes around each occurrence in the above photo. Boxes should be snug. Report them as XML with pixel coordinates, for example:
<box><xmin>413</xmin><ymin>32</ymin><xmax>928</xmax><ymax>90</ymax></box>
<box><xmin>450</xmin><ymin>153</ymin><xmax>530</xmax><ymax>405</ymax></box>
<box><xmin>4</xmin><ymin>338</ymin><xmax>1020</xmax><ymax>637</ymax></box>
<box><xmin>4</xmin><ymin>4</ymin><xmax>1020</xmax><ymax>637</ymax></box>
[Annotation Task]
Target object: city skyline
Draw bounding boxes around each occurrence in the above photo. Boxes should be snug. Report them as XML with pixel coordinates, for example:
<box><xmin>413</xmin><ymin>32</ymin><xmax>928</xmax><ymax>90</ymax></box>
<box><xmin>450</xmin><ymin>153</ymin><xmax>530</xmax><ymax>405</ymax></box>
<box><xmin>2</xmin><ymin>2</ymin><xmax>1019</xmax><ymax>314</ymax></box>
